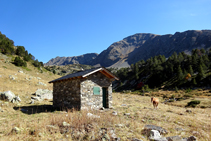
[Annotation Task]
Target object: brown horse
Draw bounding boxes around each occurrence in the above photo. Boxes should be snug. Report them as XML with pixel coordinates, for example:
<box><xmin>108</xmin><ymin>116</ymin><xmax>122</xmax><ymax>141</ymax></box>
<box><xmin>151</xmin><ymin>97</ymin><xmax>159</xmax><ymax>109</ymax></box>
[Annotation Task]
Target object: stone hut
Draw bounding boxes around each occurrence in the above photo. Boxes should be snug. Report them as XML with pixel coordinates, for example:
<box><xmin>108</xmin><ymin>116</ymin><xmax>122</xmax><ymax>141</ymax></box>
<box><xmin>49</xmin><ymin>67</ymin><xmax>119</xmax><ymax>110</ymax></box>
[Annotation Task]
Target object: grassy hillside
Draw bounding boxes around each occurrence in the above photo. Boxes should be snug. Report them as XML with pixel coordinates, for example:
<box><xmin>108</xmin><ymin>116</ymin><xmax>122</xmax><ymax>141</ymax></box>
<box><xmin>0</xmin><ymin>53</ymin><xmax>60</xmax><ymax>103</ymax></box>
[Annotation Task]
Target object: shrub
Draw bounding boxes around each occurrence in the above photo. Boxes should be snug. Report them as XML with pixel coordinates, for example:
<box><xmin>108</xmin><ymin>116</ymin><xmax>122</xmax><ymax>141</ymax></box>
<box><xmin>13</xmin><ymin>57</ymin><xmax>27</xmax><ymax>67</ymax></box>
<box><xmin>170</xmin><ymin>95</ymin><xmax>175</xmax><ymax>99</ymax></box>
<box><xmin>200</xmin><ymin>106</ymin><xmax>206</xmax><ymax>108</ymax></box>
<box><xmin>185</xmin><ymin>88</ymin><xmax>192</xmax><ymax>93</ymax></box>
<box><xmin>186</xmin><ymin>100</ymin><xmax>200</xmax><ymax>108</ymax></box>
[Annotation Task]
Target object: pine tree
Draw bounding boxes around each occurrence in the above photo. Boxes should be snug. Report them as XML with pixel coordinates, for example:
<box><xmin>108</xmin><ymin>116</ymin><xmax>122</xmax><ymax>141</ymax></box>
<box><xmin>197</xmin><ymin>64</ymin><xmax>205</xmax><ymax>80</ymax></box>
<box><xmin>177</xmin><ymin>65</ymin><xmax>183</xmax><ymax>80</ymax></box>
<box><xmin>188</xmin><ymin>65</ymin><xmax>194</xmax><ymax>76</ymax></box>
<box><xmin>192</xmin><ymin>78</ymin><xmax>197</xmax><ymax>85</ymax></box>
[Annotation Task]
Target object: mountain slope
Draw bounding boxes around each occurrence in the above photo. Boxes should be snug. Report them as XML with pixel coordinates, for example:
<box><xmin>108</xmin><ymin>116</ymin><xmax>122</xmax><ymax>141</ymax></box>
<box><xmin>128</xmin><ymin>30</ymin><xmax>211</xmax><ymax>64</ymax></box>
<box><xmin>45</xmin><ymin>30</ymin><xmax>211</xmax><ymax>68</ymax></box>
<box><xmin>90</xmin><ymin>33</ymin><xmax>157</xmax><ymax>68</ymax></box>
<box><xmin>45</xmin><ymin>53</ymin><xmax>98</xmax><ymax>66</ymax></box>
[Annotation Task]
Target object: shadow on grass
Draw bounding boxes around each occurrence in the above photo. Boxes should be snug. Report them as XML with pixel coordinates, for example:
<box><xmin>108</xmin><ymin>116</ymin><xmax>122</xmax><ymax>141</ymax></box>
<box><xmin>13</xmin><ymin>105</ymin><xmax>63</xmax><ymax>115</ymax></box>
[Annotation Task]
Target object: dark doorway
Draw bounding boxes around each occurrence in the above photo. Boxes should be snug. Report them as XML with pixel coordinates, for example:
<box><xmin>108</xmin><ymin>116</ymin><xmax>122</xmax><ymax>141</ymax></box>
<box><xmin>102</xmin><ymin>87</ymin><xmax>108</xmax><ymax>108</ymax></box>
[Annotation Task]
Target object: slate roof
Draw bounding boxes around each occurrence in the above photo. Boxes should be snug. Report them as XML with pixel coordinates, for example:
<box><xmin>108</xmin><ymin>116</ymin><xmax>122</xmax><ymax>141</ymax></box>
<box><xmin>49</xmin><ymin>67</ymin><xmax>119</xmax><ymax>83</ymax></box>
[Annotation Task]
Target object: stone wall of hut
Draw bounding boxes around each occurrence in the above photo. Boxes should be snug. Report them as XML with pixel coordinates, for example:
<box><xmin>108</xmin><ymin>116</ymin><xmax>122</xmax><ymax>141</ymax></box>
<box><xmin>53</xmin><ymin>71</ymin><xmax>113</xmax><ymax>110</ymax></box>
<box><xmin>53</xmin><ymin>79</ymin><xmax>81</xmax><ymax>109</ymax></box>
<box><xmin>80</xmin><ymin>72</ymin><xmax>112</xmax><ymax>109</ymax></box>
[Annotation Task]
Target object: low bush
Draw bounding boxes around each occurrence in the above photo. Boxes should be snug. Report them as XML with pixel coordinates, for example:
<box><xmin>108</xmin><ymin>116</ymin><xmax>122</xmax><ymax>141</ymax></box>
<box><xmin>185</xmin><ymin>88</ymin><xmax>192</xmax><ymax>93</ymax></box>
<box><xmin>186</xmin><ymin>100</ymin><xmax>200</xmax><ymax>108</ymax></box>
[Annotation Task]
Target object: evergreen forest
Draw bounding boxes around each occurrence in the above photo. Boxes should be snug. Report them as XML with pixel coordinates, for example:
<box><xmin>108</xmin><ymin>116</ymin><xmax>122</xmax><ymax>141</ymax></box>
<box><xmin>112</xmin><ymin>48</ymin><xmax>211</xmax><ymax>91</ymax></box>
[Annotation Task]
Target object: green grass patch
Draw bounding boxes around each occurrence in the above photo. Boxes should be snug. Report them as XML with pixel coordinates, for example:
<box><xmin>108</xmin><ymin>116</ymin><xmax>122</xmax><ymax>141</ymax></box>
<box><xmin>22</xmin><ymin>66</ymin><xmax>31</xmax><ymax>71</ymax></box>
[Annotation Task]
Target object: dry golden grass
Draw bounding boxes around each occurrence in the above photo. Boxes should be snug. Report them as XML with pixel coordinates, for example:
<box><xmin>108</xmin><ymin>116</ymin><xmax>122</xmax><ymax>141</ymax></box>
<box><xmin>0</xmin><ymin>59</ymin><xmax>60</xmax><ymax>103</ymax></box>
<box><xmin>0</xmin><ymin>93</ymin><xmax>210</xmax><ymax>141</ymax></box>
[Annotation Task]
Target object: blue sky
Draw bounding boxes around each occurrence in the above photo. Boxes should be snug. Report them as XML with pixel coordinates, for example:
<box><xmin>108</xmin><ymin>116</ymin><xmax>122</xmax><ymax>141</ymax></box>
<box><xmin>1</xmin><ymin>0</ymin><xmax>211</xmax><ymax>63</ymax></box>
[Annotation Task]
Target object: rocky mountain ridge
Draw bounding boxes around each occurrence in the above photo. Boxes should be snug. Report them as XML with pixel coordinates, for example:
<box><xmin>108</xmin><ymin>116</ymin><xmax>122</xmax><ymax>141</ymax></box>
<box><xmin>45</xmin><ymin>53</ymin><xmax>98</xmax><ymax>66</ymax></box>
<box><xmin>45</xmin><ymin>30</ymin><xmax>211</xmax><ymax>68</ymax></box>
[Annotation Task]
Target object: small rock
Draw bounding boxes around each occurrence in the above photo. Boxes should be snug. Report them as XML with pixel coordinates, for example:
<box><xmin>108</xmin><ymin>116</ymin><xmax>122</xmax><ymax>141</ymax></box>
<box><xmin>18</xmin><ymin>70</ymin><xmax>23</xmax><ymax>73</ymax></box>
<box><xmin>153</xmin><ymin>137</ymin><xmax>168</xmax><ymax>141</ymax></box>
<box><xmin>62</xmin><ymin>121</ymin><xmax>70</xmax><ymax>127</ymax></box>
<box><xmin>37</xmin><ymin>82</ymin><xmax>46</xmax><ymax>86</ymax></box>
<box><xmin>11</xmin><ymin>127</ymin><xmax>21</xmax><ymax>134</ymax></box>
<box><xmin>166</xmin><ymin>135</ymin><xmax>182</xmax><ymax>141</ymax></box>
<box><xmin>141</xmin><ymin>119</ymin><xmax>145</xmax><ymax>122</ymax></box>
<box><xmin>87</xmin><ymin>113</ymin><xmax>100</xmax><ymax>118</ymax></box>
<box><xmin>121</xmin><ymin>104</ymin><xmax>127</xmax><ymax>107</ymax></box>
<box><xmin>144</xmin><ymin>125</ymin><xmax>168</xmax><ymax>135</ymax></box>
<box><xmin>9</xmin><ymin>75</ymin><xmax>15</xmax><ymax>80</ymax></box>
<box><xmin>112</xmin><ymin>111</ymin><xmax>118</xmax><ymax>116</ymax></box>
<box><xmin>37</xmin><ymin>77</ymin><xmax>41</xmax><ymax>80</ymax></box>
<box><xmin>115</xmin><ymin>124</ymin><xmax>125</xmax><ymax>128</ymax></box>
<box><xmin>187</xmin><ymin>136</ymin><xmax>197</xmax><ymax>141</ymax></box>
<box><xmin>186</xmin><ymin>110</ymin><xmax>192</xmax><ymax>113</ymax></box>
<box><xmin>38</xmin><ymin>132</ymin><xmax>43</xmax><ymax>137</ymax></box>
<box><xmin>124</xmin><ymin>113</ymin><xmax>130</xmax><ymax>116</ymax></box>
<box><xmin>175</xmin><ymin>128</ymin><xmax>185</xmax><ymax>131</ymax></box>
<box><xmin>192</xmin><ymin>131</ymin><xmax>199</xmax><ymax>135</ymax></box>
<box><xmin>102</xmin><ymin>134</ymin><xmax>110</xmax><ymax>141</ymax></box>
<box><xmin>149</xmin><ymin>130</ymin><xmax>161</xmax><ymax>140</ymax></box>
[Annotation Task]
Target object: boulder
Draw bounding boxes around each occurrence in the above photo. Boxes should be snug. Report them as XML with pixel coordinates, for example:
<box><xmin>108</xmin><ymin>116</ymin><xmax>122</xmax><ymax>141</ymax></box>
<box><xmin>33</xmin><ymin>89</ymin><xmax>53</xmax><ymax>101</ymax></box>
<box><xmin>0</xmin><ymin>91</ymin><xmax>15</xmax><ymax>102</ymax></box>
<box><xmin>0</xmin><ymin>91</ymin><xmax>21</xmax><ymax>103</ymax></box>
